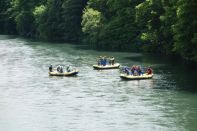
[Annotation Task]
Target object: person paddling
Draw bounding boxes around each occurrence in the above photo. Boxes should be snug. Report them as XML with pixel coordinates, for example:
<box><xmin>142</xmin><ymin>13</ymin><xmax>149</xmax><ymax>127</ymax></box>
<box><xmin>136</xmin><ymin>66</ymin><xmax>142</xmax><ymax>76</ymax></box>
<box><xmin>110</xmin><ymin>56</ymin><xmax>115</xmax><ymax>65</ymax></box>
<box><xmin>57</xmin><ymin>65</ymin><xmax>61</xmax><ymax>72</ymax></box>
<box><xmin>67</xmin><ymin>65</ymin><xmax>71</xmax><ymax>72</ymax></box>
<box><xmin>49</xmin><ymin>65</ymin><xmax>53</xmax><ymax>72</ymax></box>
<box><xmin>97</xmin><ymin>56</ymin><xmax>102</xmax><ymax>66</ymax></box>
<box><xmin>103</xmin><ymin>56</ymin><xmax>107</xmax><ymax>66</ymax></box>
<box><xmin>146</xmin><ymin>67</ymin><xmax>153</xmax><ymax>75</ymax></box>
<box><xmin>124</xmin><ymin>67</ymin><xmax>130</xmax><ymax>75</ymax></box>
<box><xmin>60</xmin><ymin>66</ymin><xmax>63</xmax><ymax>73</ymax></box>
<box><xmin>131</xmin><ymin>65</ymin><xmax>135</xmax><ymax>75</ymax></box>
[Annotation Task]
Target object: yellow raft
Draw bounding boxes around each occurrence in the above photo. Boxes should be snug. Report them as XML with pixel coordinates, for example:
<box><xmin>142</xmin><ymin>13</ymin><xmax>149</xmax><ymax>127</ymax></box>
<box><xmin>93</xmin><ymin>63</ymin><xmax>120</xmax><ymax>70</ymax></box>
<box><xmin>49</xmin><ymin>69</ymin><xmax>79</xmax><ymax>76</ymax></box>
<box><xmin>120</xmin><ymin>73</ymin><xmax>153</xmax><ymax>80</ymax></box>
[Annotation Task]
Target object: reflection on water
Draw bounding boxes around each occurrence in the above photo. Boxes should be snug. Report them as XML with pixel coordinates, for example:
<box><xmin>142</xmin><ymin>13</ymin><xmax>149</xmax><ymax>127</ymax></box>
<box><xmin>0</xmin><ymin>35</ymin><xmax>197</xmax><ymax>131</ymax></box>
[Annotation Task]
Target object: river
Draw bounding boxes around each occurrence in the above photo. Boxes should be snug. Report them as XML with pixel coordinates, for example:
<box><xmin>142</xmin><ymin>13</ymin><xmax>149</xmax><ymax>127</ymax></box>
<box><xmin>0</xmin><ymin>35</ymin><xmax>197</xmax><ymax>131</ymax></box>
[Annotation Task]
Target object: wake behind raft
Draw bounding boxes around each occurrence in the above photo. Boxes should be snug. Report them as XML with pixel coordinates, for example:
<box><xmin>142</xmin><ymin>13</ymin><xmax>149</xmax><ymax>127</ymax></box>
<box><xmin>93</xmin><ymin>56</ymin><xmax>120</xmax><ymax>70</ymax></box>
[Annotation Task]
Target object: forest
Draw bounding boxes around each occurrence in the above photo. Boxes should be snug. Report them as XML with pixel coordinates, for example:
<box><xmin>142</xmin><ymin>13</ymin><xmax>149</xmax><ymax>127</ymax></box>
<box><xmin>0</xmin><ymin>0</ymin><xmax>196</xmax><ymax>61</ymax></box>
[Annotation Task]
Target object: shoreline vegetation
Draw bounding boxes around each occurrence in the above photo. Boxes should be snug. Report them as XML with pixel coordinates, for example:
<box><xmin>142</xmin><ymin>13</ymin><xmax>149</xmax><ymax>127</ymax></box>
<box><xmin>0</xmin><ymin>0</ymin><xmax>196</xmax><ymax>62</ymax></box>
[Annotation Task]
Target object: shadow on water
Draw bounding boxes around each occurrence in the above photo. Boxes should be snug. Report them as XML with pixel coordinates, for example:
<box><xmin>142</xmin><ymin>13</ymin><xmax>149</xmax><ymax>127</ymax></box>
<box><xmin>0</xmin><ymin>35</ymin><xmax>17</xmax><ymax>40</ymax></box>
<box><xmin>40</xmin><ymin>41</ymin><xmax>197</xmax><ymax>92</ymax></box>
<box><xmin>3</xmin><ymin>35</ymin><xmax>196</xmax><ymax>92</ymax></box>
<box><xmin>73</xmin><ymin>43</ymin><xmax>197</xmax><ymax>92</ymax></box>
<box><xmin>124</xmin><ymin>54</ymin><xmax>197</xmax><ymax>92</ymax></box>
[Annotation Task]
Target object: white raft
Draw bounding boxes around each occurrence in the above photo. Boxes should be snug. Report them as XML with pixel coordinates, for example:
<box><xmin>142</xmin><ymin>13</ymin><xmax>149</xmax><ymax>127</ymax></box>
<box><xmin>49</xmin><ymin>69</ymin><xmax>79</xmax><ymax>76</ymax></box>
<box><xmin>93</xmin><ymin>63</ymin><xmax>120</xmax><ymax>70</ymax></box>
<box><xmin>120</xmin><ymin>73</ymin><xmax>153</xmax><ymax>80</ymax></box>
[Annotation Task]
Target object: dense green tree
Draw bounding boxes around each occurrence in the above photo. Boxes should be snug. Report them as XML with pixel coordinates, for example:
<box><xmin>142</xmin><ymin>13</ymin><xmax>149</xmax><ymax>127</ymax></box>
<box><xmin>34</xmin><ymin>0</ymin><xmax>64</xmax><ymax>41</ymax></box>
<box><xmin>81</xmin><ymin>8</ymin><xmax>101</xmax><ymax>47</ymax></box>
<box><xmin>81</xmin><ymin>0</ymin><xmax>106</xmax><ymax>48</ymax></box>
<box><xmin>87</xmin><ymin>0</ymin><xmax>110</xmax><ymax>19</ymax></box>
<box><xmin>33</xmin><ymin>4</ymin><xmax>47</xmax><ymax>39</ymax></box>
<box><xmin>0</xmin><ymin>0</ymin><xmax>196</xmax><ymax>61</ymax></box>
<box><xmin>10</xmin><ymin>0</ymin><xmax>43</xmax><ymax>37</ymax></box>
<box><xmin>99</xmin><ymin>0</ymin><xmax>144</xmax><ymax>50</ymax></box>
<box><xmin>61</xmin><ymin>0</ymin><xmax>88</xmax><ymax>42</ymax></box>
<box><xmin>0</xmin><ymin>0</ymin><xmax>16</xmax><ymax>34</ymax></box>
<box><xmin>173</xmin><ymin>0</ymin><xmax>197</xmax><ymax>61</ymax></box>
<box><xmin>82</xmin><ymin>0</ymin><xmax>143</xmax><ymax>51</ymax></box>
<box><xmin>136</xmin><ymin>0</ymin><xmax>165</xmax><ymax>53</ymax></box>
<box><xmin>159</xmin><ymin>0</ymin><xmax>177</xmax><ymax>54</ymax></box>
<box><xmin>34</xmin><ymin>0</ymin><xmax>87</xmax><ymax>42</ymax></box>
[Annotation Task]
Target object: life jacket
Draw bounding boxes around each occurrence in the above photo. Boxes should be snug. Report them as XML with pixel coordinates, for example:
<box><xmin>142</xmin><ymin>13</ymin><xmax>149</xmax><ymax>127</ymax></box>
<box><xmin>147</xmin><ymin>68</ymin><xmax>153</xmax><ymax>74</ymax></box>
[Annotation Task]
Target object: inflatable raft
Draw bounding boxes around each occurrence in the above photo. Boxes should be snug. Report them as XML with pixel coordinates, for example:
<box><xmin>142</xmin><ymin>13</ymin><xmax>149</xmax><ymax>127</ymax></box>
<box><xmin>120</xmin><ymin>73</ymin><xmax>153</xmax><ymax>80</ymax></box>
<box><xmin>49</xmin><ymin>69</ymin><xmax>79</xmax><ymax>76</ymax></box>
<box><xmin>93</xmin><ymin>63</ymin><xmax>120</xmax><ymax>70</ymax></box>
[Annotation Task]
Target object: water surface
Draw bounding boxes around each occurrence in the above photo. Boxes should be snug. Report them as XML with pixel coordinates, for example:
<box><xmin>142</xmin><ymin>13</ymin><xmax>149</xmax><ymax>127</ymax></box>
<box><xmin>0</xmin><ymin>35</ymin><xmax>197</xmax><ymax>131</ymax></box>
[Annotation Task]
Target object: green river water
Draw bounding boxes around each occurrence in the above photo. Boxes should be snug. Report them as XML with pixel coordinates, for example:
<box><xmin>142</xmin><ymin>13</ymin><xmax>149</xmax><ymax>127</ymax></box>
<box><xmin>0</xmin><ymin>35</ymin><xmax>197</xmax><ymax>131</ymax></box>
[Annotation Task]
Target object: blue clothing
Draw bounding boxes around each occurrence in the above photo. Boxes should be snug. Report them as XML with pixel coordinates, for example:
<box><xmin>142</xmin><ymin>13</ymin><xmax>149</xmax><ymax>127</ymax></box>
<box><xmin>134</xmin><ymin>70</ymin><xmax>138</xmax><ymax>76</ymax></box>
<box><xmin>103</xmin><ymin>59</ymin><xmax>107</xmax><ymax>66</ymax></box>
<box><xmin>124</xmin><ymin>68</ymin><xmax>130</xmax><ymax>75</ymax></box>
<box><xmin>100</xmin><ymin>59</ymin><xmax>104</xmax><ymax>66</ymax></box>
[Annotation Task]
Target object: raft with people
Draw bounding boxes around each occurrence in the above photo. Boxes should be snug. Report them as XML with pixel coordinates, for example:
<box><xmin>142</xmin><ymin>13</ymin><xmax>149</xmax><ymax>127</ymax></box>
<box><xmin>49</xmin><ymin>70</ymin><xmax>79</xmax><ymax>76</ymax></box>
<box><xmin>93</xmin><ymin>56</ymin><xmax>120</xmax><ymax>70</ymax></box>
<box><xmin>120</xmin><ymin>65</ymin><xmax>153</xmax><ymax>80</ymax></box>
<box><xmin>48</xmin><ymin>65</ymin><xmax>79</xmax><ymax>76</ymax></box>
<box><xmin>120</xmin><ymin>73</ymin><xmax>153</xmax><ymax>80</ymax></box>
<box><xmin>93</xmin><ymin>63</ymin><xmax>120</xmax><ymax>70</ymax></box>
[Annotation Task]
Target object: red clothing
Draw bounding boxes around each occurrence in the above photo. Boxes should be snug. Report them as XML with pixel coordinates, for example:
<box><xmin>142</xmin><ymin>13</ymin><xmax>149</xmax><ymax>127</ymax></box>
<box><xmin>147</xmin><ymin>68</ymin><xmax>153</xmax><ymax>74</ymax></box>
<box><xmin>131</xmin><ymin>66</ymin><xmax>135</xmax><ymax>71</ymax></box>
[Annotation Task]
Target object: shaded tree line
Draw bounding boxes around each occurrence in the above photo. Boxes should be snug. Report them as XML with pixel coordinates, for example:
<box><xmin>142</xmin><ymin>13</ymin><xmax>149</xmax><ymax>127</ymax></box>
<box><xmin>0</xmin><ymin>0</ymin><xmax>196</xmax><ymax>61</ymax></box>
<box><xmin>0</xmin><ymin>0</ymin><xmax>87</xmax><ymax>42</ymax></box>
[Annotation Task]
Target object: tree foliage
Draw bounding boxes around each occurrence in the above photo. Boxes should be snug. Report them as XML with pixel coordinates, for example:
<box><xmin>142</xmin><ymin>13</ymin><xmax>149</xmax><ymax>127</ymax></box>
<box><xmin>0</xmin><ymin>0</ymin><xmax>196</xmax><ymax>61</ymax></box>
<box><xmin>172</xmin><ymin>0</ymin><xmax>197</xmax><ymax>60</ymax></box>
<box><xmin>0</xmin><ymin>0</ymin><xmax>16</xmax><ymax>34</ymax></box>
